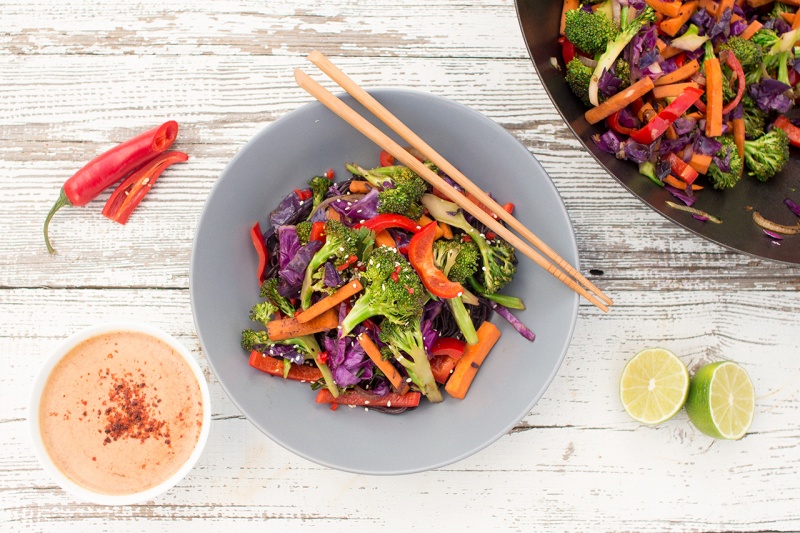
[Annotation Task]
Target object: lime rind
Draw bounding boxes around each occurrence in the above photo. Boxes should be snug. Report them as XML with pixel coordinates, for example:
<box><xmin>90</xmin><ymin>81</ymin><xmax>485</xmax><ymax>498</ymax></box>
<box><xmin>685</xmin><ymin>361</ymin><xmax>755</xmax><ymax>440</ymax></box>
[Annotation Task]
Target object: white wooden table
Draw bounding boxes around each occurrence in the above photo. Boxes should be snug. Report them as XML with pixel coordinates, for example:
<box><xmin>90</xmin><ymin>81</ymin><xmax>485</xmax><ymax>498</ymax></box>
<box><xmin>3</xmin><ymin>1</ymin><xmax>800</xmax><ymax>531</ymax></box>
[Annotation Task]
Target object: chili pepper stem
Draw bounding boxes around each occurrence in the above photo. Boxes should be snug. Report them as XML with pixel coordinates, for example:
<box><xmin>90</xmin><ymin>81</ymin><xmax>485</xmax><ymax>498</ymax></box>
<box><xmin>43</xmin><ymin>188</ymin><xmax>72</xmax><ymax>254</ymax></box>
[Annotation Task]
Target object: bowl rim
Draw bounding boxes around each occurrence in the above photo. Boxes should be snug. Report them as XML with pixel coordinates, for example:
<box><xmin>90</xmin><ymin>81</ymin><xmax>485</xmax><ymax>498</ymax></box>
<box><xmin>190</xmin><ymin>87</ymin><xmax>580</xmax><ymax>474</ymax></box>
<box><xmin>28</xmin><ymin>321</ymin><xmax>212</xmax><ymax>505</ymax></box>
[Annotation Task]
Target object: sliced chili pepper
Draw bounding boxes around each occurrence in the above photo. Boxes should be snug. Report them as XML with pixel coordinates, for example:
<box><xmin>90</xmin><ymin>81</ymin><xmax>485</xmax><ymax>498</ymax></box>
<box><xmin>558</xmin><ymin>35</ymin><xmax>576</xmax><ymax>64</ymax></box>
<box><xmin>249</xmin><ymin>221</ymin><xmax>269</xmax><ymax>284</ymax></box>
<box><xmin>431</xmin><ymin>337</ymin><xmax>467</xmax><ymax>359</ymax></box>
<box><xmin>336</xmin><ymin>255</ymin><xmax>358</xmax><ymax>271</ymax></box>
<box><xmin>314</xmin><ymin>388</ymin><xmax>421</xmax><ymax>408</ymax></box>
<box><xmin>664</xmin><ymin>152</ymin><xmax>700</xmax><ymax>184</ymax></box>
<box><xmin>629</xmin><ymin>88</ymin><xmax>703</xmax><ymax>144</ymax></box>
<box><xmin>309</xmin><ymin>221</ymin><xmax>327</xmax><ymax>242</ymax></box>
<box><xmin>466</xmin><ymin>191</ymin><xmax>498</xmax><ymax>219</ymax></box>
<box><xmin>101</xmin><ymin>150</ymin><xmax>188</xmax><ymax>225</ymax></box>
<box><xmin>501</xmin><ymin>202</ymin><xmax>515</xmax><ymax>214</ymax></box>
<box><xmin>773</xmin><ymin>116</ymin><xmax>800</xmax><ymax>148</ymax></box>
<box><xmin>391</xmin><ymin>265</ymin><xmax>401</xmax><ymax>283</ymax></box>
<box><xmin>43</xmin><ymin>120</ymin><xmax>179</xmax><ymax>253</ymax></box>
<box><xmin>606</xmin><ymin>111</ymin><xmax>638</xmax><ymax>136</ymax></box>
<box><xmin>356</xmin><ymin>213</ymin><xmax>422</xmax><ymax>234</ymax></box>
<box><xmin>379</xmin><ymin>150</ymin><xmax>395</xmax><ymax>167</ymax></box>
<box><xmin>486</xmin><ymin>231</ymin><xmax>497</xmax><ymax>240</ymax></box>
<box><xmin>294</xmin><ymin>188</ymin><xmax>313</xmax><ymax>202</ymax></box>
<box><xmin>318</xmin><ymin>351</ymin><xmax>329</xmax><ymax>365</ymax></box>
<box><xmin>249</xmin><ymin>351</ymin><xmax>323</xmax><ymax>382</ymax></box>
<box><xmin>325</xmin><ymin>168</ymin><xmax>335</xmax><ymax>180</ymax></box>
<box><xmin>408</xmin><ymin>222</ymin><xmax>464</xmax><ymax>299</ymax></box>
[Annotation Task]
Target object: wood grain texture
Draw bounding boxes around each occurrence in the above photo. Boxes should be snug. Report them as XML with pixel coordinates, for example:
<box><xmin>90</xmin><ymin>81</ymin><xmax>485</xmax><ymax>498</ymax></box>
<box><xmin>2</xmin><ymin>0</ymin><xmax>800</xmax><ymax>531</ymax></box>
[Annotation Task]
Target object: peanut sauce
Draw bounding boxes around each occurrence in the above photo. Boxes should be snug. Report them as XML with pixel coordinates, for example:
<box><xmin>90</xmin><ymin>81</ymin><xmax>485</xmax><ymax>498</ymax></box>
<box><xmin>39</xmin><ymin>331</ymin><xmax>203</xmax><ymax>495</ymax></box>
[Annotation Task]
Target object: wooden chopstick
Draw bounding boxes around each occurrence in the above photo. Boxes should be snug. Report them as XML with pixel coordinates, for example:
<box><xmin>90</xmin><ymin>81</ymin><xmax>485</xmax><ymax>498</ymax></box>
<box><xmin>294</xmin><ymin>67</ymin><xmax>611</xmax><ymax>313</ymax></box>
<box><xmin>306</xmin><ymin>51</ymin><xmax>612</xmax><ymax>308</ymax></box>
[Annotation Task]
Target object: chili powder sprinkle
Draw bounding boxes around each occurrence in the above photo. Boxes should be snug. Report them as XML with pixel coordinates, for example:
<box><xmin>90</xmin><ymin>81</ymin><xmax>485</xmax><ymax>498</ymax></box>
<box><xmin>99</xmin><ymin>372</ymin><xmax>170</xmax><ymax>446</ymax></box>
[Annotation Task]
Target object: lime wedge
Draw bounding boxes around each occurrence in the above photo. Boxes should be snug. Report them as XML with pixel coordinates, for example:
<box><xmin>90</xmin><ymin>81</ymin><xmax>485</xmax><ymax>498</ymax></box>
<box><xmin>619</xmin><ymin>348</ymin><xmax>690</xmax><ymax>425</ymax></box>
<box><xmin>685</xmin><ymin>361</ymin><xmax>755</xmax><ymax>440</ymax></box>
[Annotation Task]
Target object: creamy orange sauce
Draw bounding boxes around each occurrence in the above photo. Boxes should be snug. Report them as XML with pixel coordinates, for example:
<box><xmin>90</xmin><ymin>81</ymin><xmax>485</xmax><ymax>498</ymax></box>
<box><xmin>39</xmin><ymin>331</ymin><xmax>203</xmax><ymax>495</ymax></box>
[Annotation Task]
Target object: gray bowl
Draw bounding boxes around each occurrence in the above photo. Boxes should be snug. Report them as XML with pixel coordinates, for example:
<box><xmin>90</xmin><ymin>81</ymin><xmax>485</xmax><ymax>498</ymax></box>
<box><xmin>190</xmin><ymin>88</ymin><xmax>579</xmax><ymax>474</ymax></box>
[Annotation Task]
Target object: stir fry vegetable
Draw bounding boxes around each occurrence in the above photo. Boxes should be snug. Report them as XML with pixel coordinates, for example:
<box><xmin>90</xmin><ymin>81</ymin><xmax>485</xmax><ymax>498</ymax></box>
<box><xmin>241</xmin><ymin>154</ymin><xmax>535</xmax><ymax>412</ymax></box>
<box><xmin>560</xmin><ymin>0</ymin><xmax>800</xmax><ymax>229</ymax></box>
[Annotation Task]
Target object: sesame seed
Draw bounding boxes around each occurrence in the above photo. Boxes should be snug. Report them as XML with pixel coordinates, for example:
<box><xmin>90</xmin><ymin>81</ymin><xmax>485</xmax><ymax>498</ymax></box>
<box><xmin>364</xmin><ymin>407</ymin><xmax>369</xmax><ymax>412</ymax></box>
<box><xmin>457</xmin><ymin>291</ymin><xmax>463</xmax><ymax>297</ymax></box>
<box><xmin>406</xmin><ymin>378</ymin><xmax>412</xmax><ymax>383</ymax></box>
<box><xmin>365</xmin><ymin>400</ymin><xmax>370</xmax><ymax>405</ymax></box>
<box><xmin>387</xmin><ymin>401</ymin><xmax>392</xmax><ymax>407</ymax></box>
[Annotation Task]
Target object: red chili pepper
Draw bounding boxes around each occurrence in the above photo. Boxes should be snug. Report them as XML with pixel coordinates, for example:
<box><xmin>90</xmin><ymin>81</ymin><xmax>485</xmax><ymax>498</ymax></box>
<box><xmin>431</xmin><ymin>337</ymin><xmax>467</xmax><ymax>359</ymax></box>
<box><xmin>664</xmin><ymin>152</ymin><xmax>700</xmax><ymax>184</ymax></box>
<box><xmin>407</xmin><ymin>222</ymin><xmax>464</xmax><ymax>299</ymax></box>
<box><xmin>501</xmin><ymin>202</ymin><xmax>515</xmax><ymax>215</ymax></box>
<box><xmin>773</xmin><ymin>115</ymin><xmax>800</xmax><ymax>148</ymax></box>
<box><xmin>486</xmin><ymin>231</ymin><xmax>497</xmax><ymax>240</ymax></box>
<box><xmin>294</xmin><ymin>188</ymin><xmax>313</xmax><ymax>201</ymax></box>
<box><xmin>43</xmin><ymin>120</ymin><xmax>179</xmax><ymax>253</ymax></box>
<box><xmin>318</xmin><ymin>351</ymin><xmax>329</xmax><ymax>365</ymax></box>
<box><xmin>249</xmin><ymin>221</ymin><xmax>269</xmax><ymax>284</ymax></box>
<box><xmin>629</xmin><ymin>88</ymin><xmax>703</xmax><ymax>144</ymax></box>
<box><xmin>356</xmin><ymin>213</ymin><xmax>422</xmax><ymax>234</ymax></box>
<box><xmin>397</xmin><ymin>245</ymin><xmax>409</xmax><ymax>256</ymax></box>
<box><xmin>336</xmin><ymin>255</ymin><xmax>358</xmax><ymax>271</ymax></box>
<box><xmin>391</xmin><ymin>265</ymin><xmax>401</xmax><ymax>283</ymax></box>
<box><xmin>325</xmin><ymin>168</ymin><xmax>335</xmax><ymax>180</ymax></box>
<box><xmin>606</xmin><ymin>110</ymin><xmax>638</xmax><ymax>136</ymax></box>
<box><xmin>101</xmin><ymin>150</ymin><xmax>188</xmax><ymax>225</ymax></box>
<box><xmin>558</xmin><ymin>35</ymin><xmax>576</xmax><ymax>64</ymax></box>
<box><xmin>310</xmin><ymin>221</ymin><xmax>327</xmax><ymax>242</ymax></box>
<box><xmin>461</xmin><ymin>234</ymin><xmax>473</xmax><ymax>243</ymax></box>
<box><xmin>379</xmin><ymin>150</ymin><xmax>395</xmax><ymax>167</ymax></box>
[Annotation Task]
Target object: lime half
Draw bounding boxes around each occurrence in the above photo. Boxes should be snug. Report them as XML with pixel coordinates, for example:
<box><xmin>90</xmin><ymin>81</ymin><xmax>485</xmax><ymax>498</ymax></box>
<box><xmin>619</xmin><ymin>348</ymin><xmax>690</xmax><ymax>425</ymax></box>
<box><xmin>685</xmin><ymin>361</ymin><xmax>755</xmax><ymax>440</ymax></box>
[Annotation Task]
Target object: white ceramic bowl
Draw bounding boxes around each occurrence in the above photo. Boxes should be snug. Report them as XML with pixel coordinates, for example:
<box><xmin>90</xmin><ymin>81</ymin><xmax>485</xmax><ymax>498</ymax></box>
<box><xmin>28</xmin><ymin>322</ymin><xmax>211</xmax><ymax>505</ymax></box>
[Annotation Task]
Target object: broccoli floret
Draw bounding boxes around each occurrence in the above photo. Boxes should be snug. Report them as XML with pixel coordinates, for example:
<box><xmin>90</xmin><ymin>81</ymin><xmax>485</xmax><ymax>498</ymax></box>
<box><xmin>750</xmin><ymin>29</ymin><xmax>779</xmax><ymax>52</ymax></box>
<box><xmin>770</xmin><ymin>1</ymin><xmax>794</xmax><ymax>19</ymax></box>
<box><xmin>379</xmin><ymin>320</ymin><xmax>442</xmax><ymax>403</ymax></box>
<box><xmin>588</xmin><ymin>6</ymin><xmax>656</xmax><ymax>105</ymax></box>
<box><xmin>340</xmin><ymin>246</ymin><xmax>427</xmax><ymax>335</ymax></box>
<box><xmin>300</xmin><ymin>220</ymin><xmax>361</xmax><ymax>308</ymax></box>
<box><xmin>744</xmin><ymin>127</ymin><xmax>790</xmax><ymax>182</ymax></box>
<box><xmin>346</xmin><ymin>163</ymin><xmax>428</xmax><ymax>219</ymax></box>
<box><xmin>566</xmin><ymin>58</ymin><xmax>594</xmax><ymax>107</ymax></box>
<box><xmin>422</xmin><ymin>194</ymin><xmax>517</xmax><ymax>294</ymax></box>
<box><xmin>466</xmin><ymin>276</ymin><xmax>525</xmax><ymax>310</ymax></box>
<box><xmin>432</xmin><ymin>239</ymin><xmax>481</xmax><ymax>345</ymax></box>
<box><xmin>563</xmin><ymin>9</ymin><xmax>618</xmax><ymax>56</ymax></box>
<box><xmin>706</xmin><ymin>136</ymin><xmax>744</xmax><ymax>190</ymax></box>
<box><xmin>296</xmin><ymin>220</ymin><xmax>312</xmax><ymax>245</ymax></box>
<box><xmin>248</xmin><ymin>300</ymin><xmax>279</xmax><ymax>327</ymax></box>
<box><xmin>719</xmin><ymin>36</ymin><xmax>763</xmax><ymax>71</ymax></box>
<box><xmin>260</xmin><ymin>277</ymin><xmax>296</xmax><ymax>317</ymax></box>
<box><xmin>742</xmin><ymin>94</ymin><xmax>767</xmax><ymax>140</ymax></box>
<box><xmin>308</xmin><ymin>175</ymin><xmax>331</xmax><ymax>212</ymax></box>
<box><xmin>614</xmin><ymin>58</ymin><xmax>631</xmax><ymax>89</ymax></box>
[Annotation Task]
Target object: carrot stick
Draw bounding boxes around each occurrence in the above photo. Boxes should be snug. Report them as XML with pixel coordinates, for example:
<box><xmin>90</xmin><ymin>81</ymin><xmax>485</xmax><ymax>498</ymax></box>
<box><xmin>444</xmin><ymin>321</ymin><xmax>501</xmax><ymax>400</ymax></box>
<box><xmin>746</xmin><ymin>0</ymin><xmax>773</xmax><ymax>7</ymax></box>
<box><xmin>661</xmin><ymin>44</ymin><xmax>685</xmax><ymax>59</ymax></box>
<box><xmin>660</xmin><ymin>1</ymin><xmax>698</xmax><ymax>37</ymax></box>
<box><xmin>704</xmin><ymin>57</ymin><xmax>724</xmax><ymax>137</ymax></box>
<box><xmin>775</xmin><ymin>0</ymin><xmax>800</xmax><ymax>6</ymax></box>
<box><xmin>646</xmin><ymin>0</ymin><xmax>683</xmax><ymax>17</ymax></box>
<box><xmin>740</xmin><ymin>20</ymin><xmax>763</xmax><ymax>40</ymax></box>
<box><xmin>418</xmin><ymin>214</ymin><xmax>444</xmax><ymax>239</ymax></box>
<box><xmin>267</xmin><ymin>307</ymin><xmax>339</xmax><ymax>341</ymax></box>
<box><xmin>665</xmin><ymin>124</ymin><xmax>679</xmax><ymax>140</ymax></box>
<box><xmin>698</xmin><ymin>0</ymin><xmax>718</xmax><ymax>16</ymax></box>
<box><xmin>780</xmin><ymin>12</ymin><xmax>795</xmax><ymax>23</ymax></box>
<box><xmin>793</xmin><ymin>12</ymin><xmax>800</xmax><ymax>30</ymax></box>
<box><xmin>663</xmin><ymin>174</ymin><xmax>704</xmax><ymax>190</ymax></box>
<box><xmin>326</xmin><ymin>207</ymin><xmax>342</xmax><ymax>221</ymax></box>
<box><xmin>560</xmin><ymin>0</ymin><xmax>580</xmax><ymax>35</ymax></box>
<box><xmin>357</xmin><ymin>333</ymin><xmax>410</xmax><ymax>394</ymax></box>
<box><xmin>652</xmin><ymin>82</ymin><xmax>702</xmax><ymax>99</ymax></box>
<box><xmin>374</xmin><ymin>229</ymin><xmax>397</xmax><ymax>248</ymax></box>
<box><xmin>688</xmin><ymin>153</ymin><xmax>713</xmax><ymax>174</ymax></box>
<box><xmin>349</xmin><ymin>180</ymin><xmax>372</xmax><ymax>194</ymax></box>
<box><xmin>717</xmin><ymin>0</ymin><xmax>734</xmax><ymax>19</ymax></box>
<box><xmin>654</xmin><ymin>59</ymin><xmax>700</xmax><ymax>86</ymax></box>
<box><xmin>585</xmin><ymin>78</ymin><xmax>655</xmax><ymax>125</ymax></box>
<box><xmin>439</xmin><ymin>222</ymin><xmax>453</xmax><ymax>240</ymax></box>
<box><xmin>731</xmin><ymin>118</ymin><xmax>746</xmax><ymax>176</ymax></box>
<box><xmin>295</xmin><ymin>279</ymin><xmax>363</xmax><ymax>324</ymax></box>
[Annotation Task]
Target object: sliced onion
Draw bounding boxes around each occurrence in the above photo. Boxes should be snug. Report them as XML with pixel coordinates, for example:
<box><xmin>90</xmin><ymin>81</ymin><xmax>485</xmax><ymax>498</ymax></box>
<box><xmin>665</xmin><ymin>201</ymin><xmax>723</xmax><ymax>224</ymax></box>
<box><xmin>752</xmin><ymin>211</ymin><xmax>800</xmax><ymax>235</ymax></box>
<box><xmin>785</xmin><ymin>198</ymin><xmax>800</xmax><ymax>217</ymax></box>
<box><xmin>763</xmin><ymin>229</ymin><xmax>784</xmax><ymax>240</ymax></box>
<box><xmin>578</xmin><ymin>56</ymin><xmax>598</xmax><ymax>69</ymax></box>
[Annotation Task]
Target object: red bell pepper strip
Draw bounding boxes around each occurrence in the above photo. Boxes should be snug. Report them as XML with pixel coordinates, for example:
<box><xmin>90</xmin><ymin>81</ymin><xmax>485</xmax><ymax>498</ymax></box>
<box><xmin>558</xmin><ymin>35</ymin><xmax>576</xmax><ymax>64</ymax></box>
<box><xmin>356</xmin><ymin>213</ymin><xmax>422</xmax><ymax>234</ymax></box>
<box><xmin>294</xmin><ymin>188</ymin><xmax>313</xmax><ymax>201</ymax></box>
<box><xmin>430</xmin><ymin>355</ymin><xmax>458</xmax><ymax>384</ymax></box>
<box><xmin>431</xmin><ymin>337</ymin><xmax>467</xmax><ymax>359</ymax></box>
<box><xmin>379</xmin><ymin>150</ymin><xmax>395</xmax><ymax>167</ymax></box>
<box><xmin>407</xmin><ymin>222</ymin><xmax>464</xmax><ymax>299</ymax></box>
<box><xmin>664</xmin><ymin>152</ymin><xmax>700</xmax><ymax>184</ymax></box>
<box><xmin>773</xmin><ymin>116</ymin><xmax>800</xmax><ymax>148</ymax></box>
<box><xmin>43</xmin><ymin>120</ymin><xmax>179</xmax><ymax>253</ymax></box>
<box><xmin>606</xmin><ymin>111</ymin><xmax>638</xmax><ymax>136</ymax></box>
<box><xmin>336</xmin><ymin>255</ymin><xmax>358</xmax><ymax>271</ymax></box>
<box><xmin>314</xmin><ymin>388</ymin><xmax>421</xmax><ymax>408</ymax></box>
<box><xmin>629</xmin><ymin>88</ymin><xmax>703</xmax><ymax>144</ymax></box>
<box><xmin>249</xmin><ymin>221</ymin><xmax>269</xmax><ymax>284</ymax></box>
<box><xmin>309</xmin><ymin>221</ymin><xmax>327</xmax><ymax>242</ymax></box>
<box><xmin>249</xmin><ymin>351</ymin><xmax>323</xmax><ymax>382</ymax></box>
<box><xmin>101</xmin><ymin>150</ymin><xmax>188</xmax><ymax>224</ymax></box>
